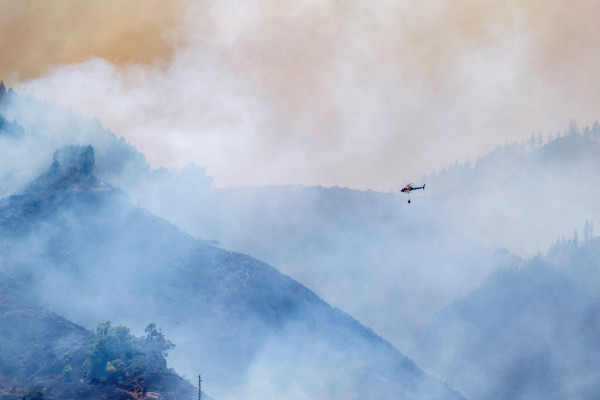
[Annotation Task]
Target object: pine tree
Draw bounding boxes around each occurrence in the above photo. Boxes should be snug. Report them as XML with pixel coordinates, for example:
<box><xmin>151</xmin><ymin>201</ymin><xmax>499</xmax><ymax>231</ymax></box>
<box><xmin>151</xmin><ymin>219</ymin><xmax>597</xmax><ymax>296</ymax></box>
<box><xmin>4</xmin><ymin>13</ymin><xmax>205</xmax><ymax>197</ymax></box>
<box><xmin>591</xmin><ymin>121</ymin><xmax>600</xmax><ymax>141</ymax></box>
<box><xmin>568</xmin><ymin>120</ymin><xmax>579</xmax><ymax>136</ymax></box>
<box><xmin>583</xmin><ymin>219</ymin><xmax>594</xmax><ymax>243</ymax></box>
<box><xmin>537</xmin><ymin>133</ymin><xmax>543</xmax><ymax>148</ymax></box>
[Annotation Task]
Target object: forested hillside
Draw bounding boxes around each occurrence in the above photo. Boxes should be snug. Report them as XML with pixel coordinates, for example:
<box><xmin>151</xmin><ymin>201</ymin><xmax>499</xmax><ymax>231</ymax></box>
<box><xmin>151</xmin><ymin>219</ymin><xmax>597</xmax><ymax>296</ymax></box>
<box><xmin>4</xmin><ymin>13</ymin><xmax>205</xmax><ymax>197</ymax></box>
<box><xmin>0</xmin><ymin>141</ymin><xmax>463</xmax><ymax>399</ymax></box>
<box><xmin>3</xmin><ymin>83</ymin><xmax>599</xmax><ymax>399</ymax></box>
<box><xmin>0</xmin><ymin>287</ymin><xmax>194</xmax><ymax>399</ymax></box>
<box><xmin>154</xmin><ymin>127</ymin><xmax>600</xmax><ymax>355</ymax></box>
<box><xmin>416</xmin><ymin>234</ymin><xmax>600</xmax><ymax>399</ymax></box>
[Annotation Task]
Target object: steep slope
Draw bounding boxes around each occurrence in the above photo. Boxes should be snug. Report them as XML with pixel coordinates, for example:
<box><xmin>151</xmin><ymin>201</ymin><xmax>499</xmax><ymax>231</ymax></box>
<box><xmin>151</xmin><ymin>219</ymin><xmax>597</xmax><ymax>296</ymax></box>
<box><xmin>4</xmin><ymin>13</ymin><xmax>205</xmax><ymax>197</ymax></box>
<box><xmin>0</xmin><ymin>286</ymin><xmax>195</xmax><ymax>399</ymax></box>
<box><xmin>155</xmin><ymin>132</ymin><xmax>600</xmax><ymax>360</ymax></box>
<box><xmin>0</xmin><ymin>145</ymin><xmax>463</xmax><ymax>400</ymax></box>
<box><xmin>6</xmin><ymin>87</ymin><xmax>597</xmax><ymax>399</ymax></box>
<box><xmin>416</xmin><ymin>237</ymin><xmax>600</xmax><ymax>399</ymax></box>
<box><xmin>7</xmin><ymin>87</ymin><xmax>596</xmax><ymax>369</ymax></box>
<box><xmin>0</xmin><ymin>287</ymin><xmax>90</xmax><ymax>399</ymax></box>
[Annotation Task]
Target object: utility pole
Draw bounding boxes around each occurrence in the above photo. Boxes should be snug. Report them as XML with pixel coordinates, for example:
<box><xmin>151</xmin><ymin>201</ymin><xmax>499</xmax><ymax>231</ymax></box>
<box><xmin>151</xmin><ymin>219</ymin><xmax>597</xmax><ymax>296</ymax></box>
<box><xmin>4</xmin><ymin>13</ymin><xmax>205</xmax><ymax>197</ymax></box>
<box><xmin>198</xmin><ymin>375</ymin><xmax>202</xmax><ymax>400</ymax></box>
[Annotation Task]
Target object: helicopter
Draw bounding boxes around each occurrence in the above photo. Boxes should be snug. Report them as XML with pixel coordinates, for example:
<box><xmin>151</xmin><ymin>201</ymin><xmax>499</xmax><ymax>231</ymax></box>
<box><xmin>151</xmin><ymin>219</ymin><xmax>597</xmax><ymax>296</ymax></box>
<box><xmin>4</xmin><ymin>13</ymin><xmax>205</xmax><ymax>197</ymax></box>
<box><xmin>400</xmin><ymin>183</ymin><xmax>425</xmax><ymax>203</ymax></box>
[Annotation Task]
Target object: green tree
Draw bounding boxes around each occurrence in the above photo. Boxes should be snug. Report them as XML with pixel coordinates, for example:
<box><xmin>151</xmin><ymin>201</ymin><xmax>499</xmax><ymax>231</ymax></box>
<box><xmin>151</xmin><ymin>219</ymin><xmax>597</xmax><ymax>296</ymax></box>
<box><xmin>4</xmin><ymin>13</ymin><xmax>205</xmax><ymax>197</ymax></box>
<box><xmin>86</xmin><ymin>321</ymin><xmax>134</xmax><ymax>382</ymax></box>
<box><xmin>591</xmin><ymin>121</ymin><xmax>600</xmax><ymax>141</ymax></box>
<box><xmin>144</xmin><ymin>323</ymin><xmax>175</xmax><ymax>357</ymax></box>
<box><xmin>85</xmin><ymin>321</ymin><xmax>176</xmax><ymax>395</ymax></box>
<box><xmin>583</xmin><ymin>219</ymin><xmax>594</xmax><ymax>243</ymax></box>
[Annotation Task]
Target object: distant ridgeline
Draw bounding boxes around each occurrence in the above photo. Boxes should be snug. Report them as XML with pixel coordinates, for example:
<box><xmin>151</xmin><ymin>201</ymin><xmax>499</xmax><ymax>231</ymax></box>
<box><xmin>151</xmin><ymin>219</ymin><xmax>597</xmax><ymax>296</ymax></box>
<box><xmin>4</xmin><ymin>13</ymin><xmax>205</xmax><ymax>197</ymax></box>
<box><xmin>425</xmin><ymin>119</ymin><xmax>600</xmax><ymax>180</ymax></box>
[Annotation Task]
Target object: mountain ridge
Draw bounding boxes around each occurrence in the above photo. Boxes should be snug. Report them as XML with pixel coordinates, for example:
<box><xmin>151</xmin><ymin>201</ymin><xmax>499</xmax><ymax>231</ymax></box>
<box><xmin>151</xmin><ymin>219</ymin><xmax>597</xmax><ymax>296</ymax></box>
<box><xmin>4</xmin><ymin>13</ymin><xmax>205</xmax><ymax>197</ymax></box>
<box><xmin>415</xmin><ymin>235</ymin><xmax>600</xmax><ymax>399</ymax></box>
<box><xmin>5</xmin><ymin>85</ymin><xmax>598</xmax><ymax>399</ymax></box>
<box><xmin>0</xmin><ymin>145</ymin><xmax>464</xmax><ymax>400</ymax></box>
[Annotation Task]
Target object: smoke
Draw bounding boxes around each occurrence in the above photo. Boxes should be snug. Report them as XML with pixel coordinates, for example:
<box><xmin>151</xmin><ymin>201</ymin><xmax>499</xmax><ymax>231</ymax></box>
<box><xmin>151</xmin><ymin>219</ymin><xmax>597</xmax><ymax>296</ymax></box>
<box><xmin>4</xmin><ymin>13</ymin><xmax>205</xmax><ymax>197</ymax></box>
<box><xmin>410</xmin><ymin>237</ymin><xmax>600</xmax><ymax>399</ymax></box>
<box><xmin>3</xmin><ymin>83</ymin><xmax>600</xmax><ymax>398</ymax></box>
<box><xmin>2</xmin><ymin>0</ymin><xmax>598</xmax><ymax>189</ymax></box>
<box><xmin>0</xmin><ymin>144</ymin><xmax>465</xmax><ymax>399</ymax></box>
<box><xmin>2</xmin><ymin>1</ymin><xmax>600</xmax><ymax>397</ymax></box>
<box><xmin>0</xmin><ymin>0</ymin><xmax>183</xmax><ymax>81</ymax></box>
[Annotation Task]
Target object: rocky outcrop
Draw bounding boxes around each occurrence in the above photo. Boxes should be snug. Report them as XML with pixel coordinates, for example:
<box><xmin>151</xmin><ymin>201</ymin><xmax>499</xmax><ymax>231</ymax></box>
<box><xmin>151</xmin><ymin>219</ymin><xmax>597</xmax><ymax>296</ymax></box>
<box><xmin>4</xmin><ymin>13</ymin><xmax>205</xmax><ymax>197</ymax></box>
<box><xmin>51</xmin><ymin>145</ymin><xmax>95</xmax><ymax>176</ymax></box>
<box><xmin>24</xmin><ymin>145</ymin><xmax>99</xmax><ymax>193</ymax></box>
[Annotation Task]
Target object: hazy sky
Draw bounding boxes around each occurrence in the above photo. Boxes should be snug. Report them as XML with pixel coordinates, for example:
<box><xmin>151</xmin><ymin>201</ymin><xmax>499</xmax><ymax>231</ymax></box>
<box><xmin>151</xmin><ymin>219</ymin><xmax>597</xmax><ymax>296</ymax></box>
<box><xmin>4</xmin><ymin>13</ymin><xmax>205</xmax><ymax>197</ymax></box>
<box><xmin>2</xmin><ymin>0</ymin><xmax>599</xmax><ymax>189</ymax></box>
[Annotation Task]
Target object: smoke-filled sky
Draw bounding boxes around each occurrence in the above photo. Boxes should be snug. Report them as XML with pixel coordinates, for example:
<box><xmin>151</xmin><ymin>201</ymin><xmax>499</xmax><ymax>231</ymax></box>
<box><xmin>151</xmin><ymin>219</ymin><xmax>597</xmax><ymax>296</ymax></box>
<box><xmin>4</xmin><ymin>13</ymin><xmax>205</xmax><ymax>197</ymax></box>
<box><xmin>2</xmin><ymin>0</ymin><xmax>599</xmax><ymax>189</ymax></box>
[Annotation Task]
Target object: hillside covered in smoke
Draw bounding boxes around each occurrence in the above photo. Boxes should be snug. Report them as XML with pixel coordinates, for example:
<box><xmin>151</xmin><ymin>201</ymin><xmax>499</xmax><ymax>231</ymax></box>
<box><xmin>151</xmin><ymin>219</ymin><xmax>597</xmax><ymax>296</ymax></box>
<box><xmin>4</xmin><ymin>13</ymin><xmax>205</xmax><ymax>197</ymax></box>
<box><xmin>0</xmin><ymin>88</ymin><xmax>463</xmax><ymax>399</ymax></box>
<box><xmin>418</xmin><ymin>234</ymin><xmax>600</xmax><ymax>399</ymax></box>
<box><xmin>194</xmin><ymin>128</ymin><xmax>600</xmax><ymax>399</ymax></box>
<box><xmin>138</xmin><ymin>122</ymin><xmax>600</xmax><ymax>348</ymax></box>
<box><xmin>2</xmin><ymin>83</ymin><xmax>600</xmax><ymax>399</ymax></box>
